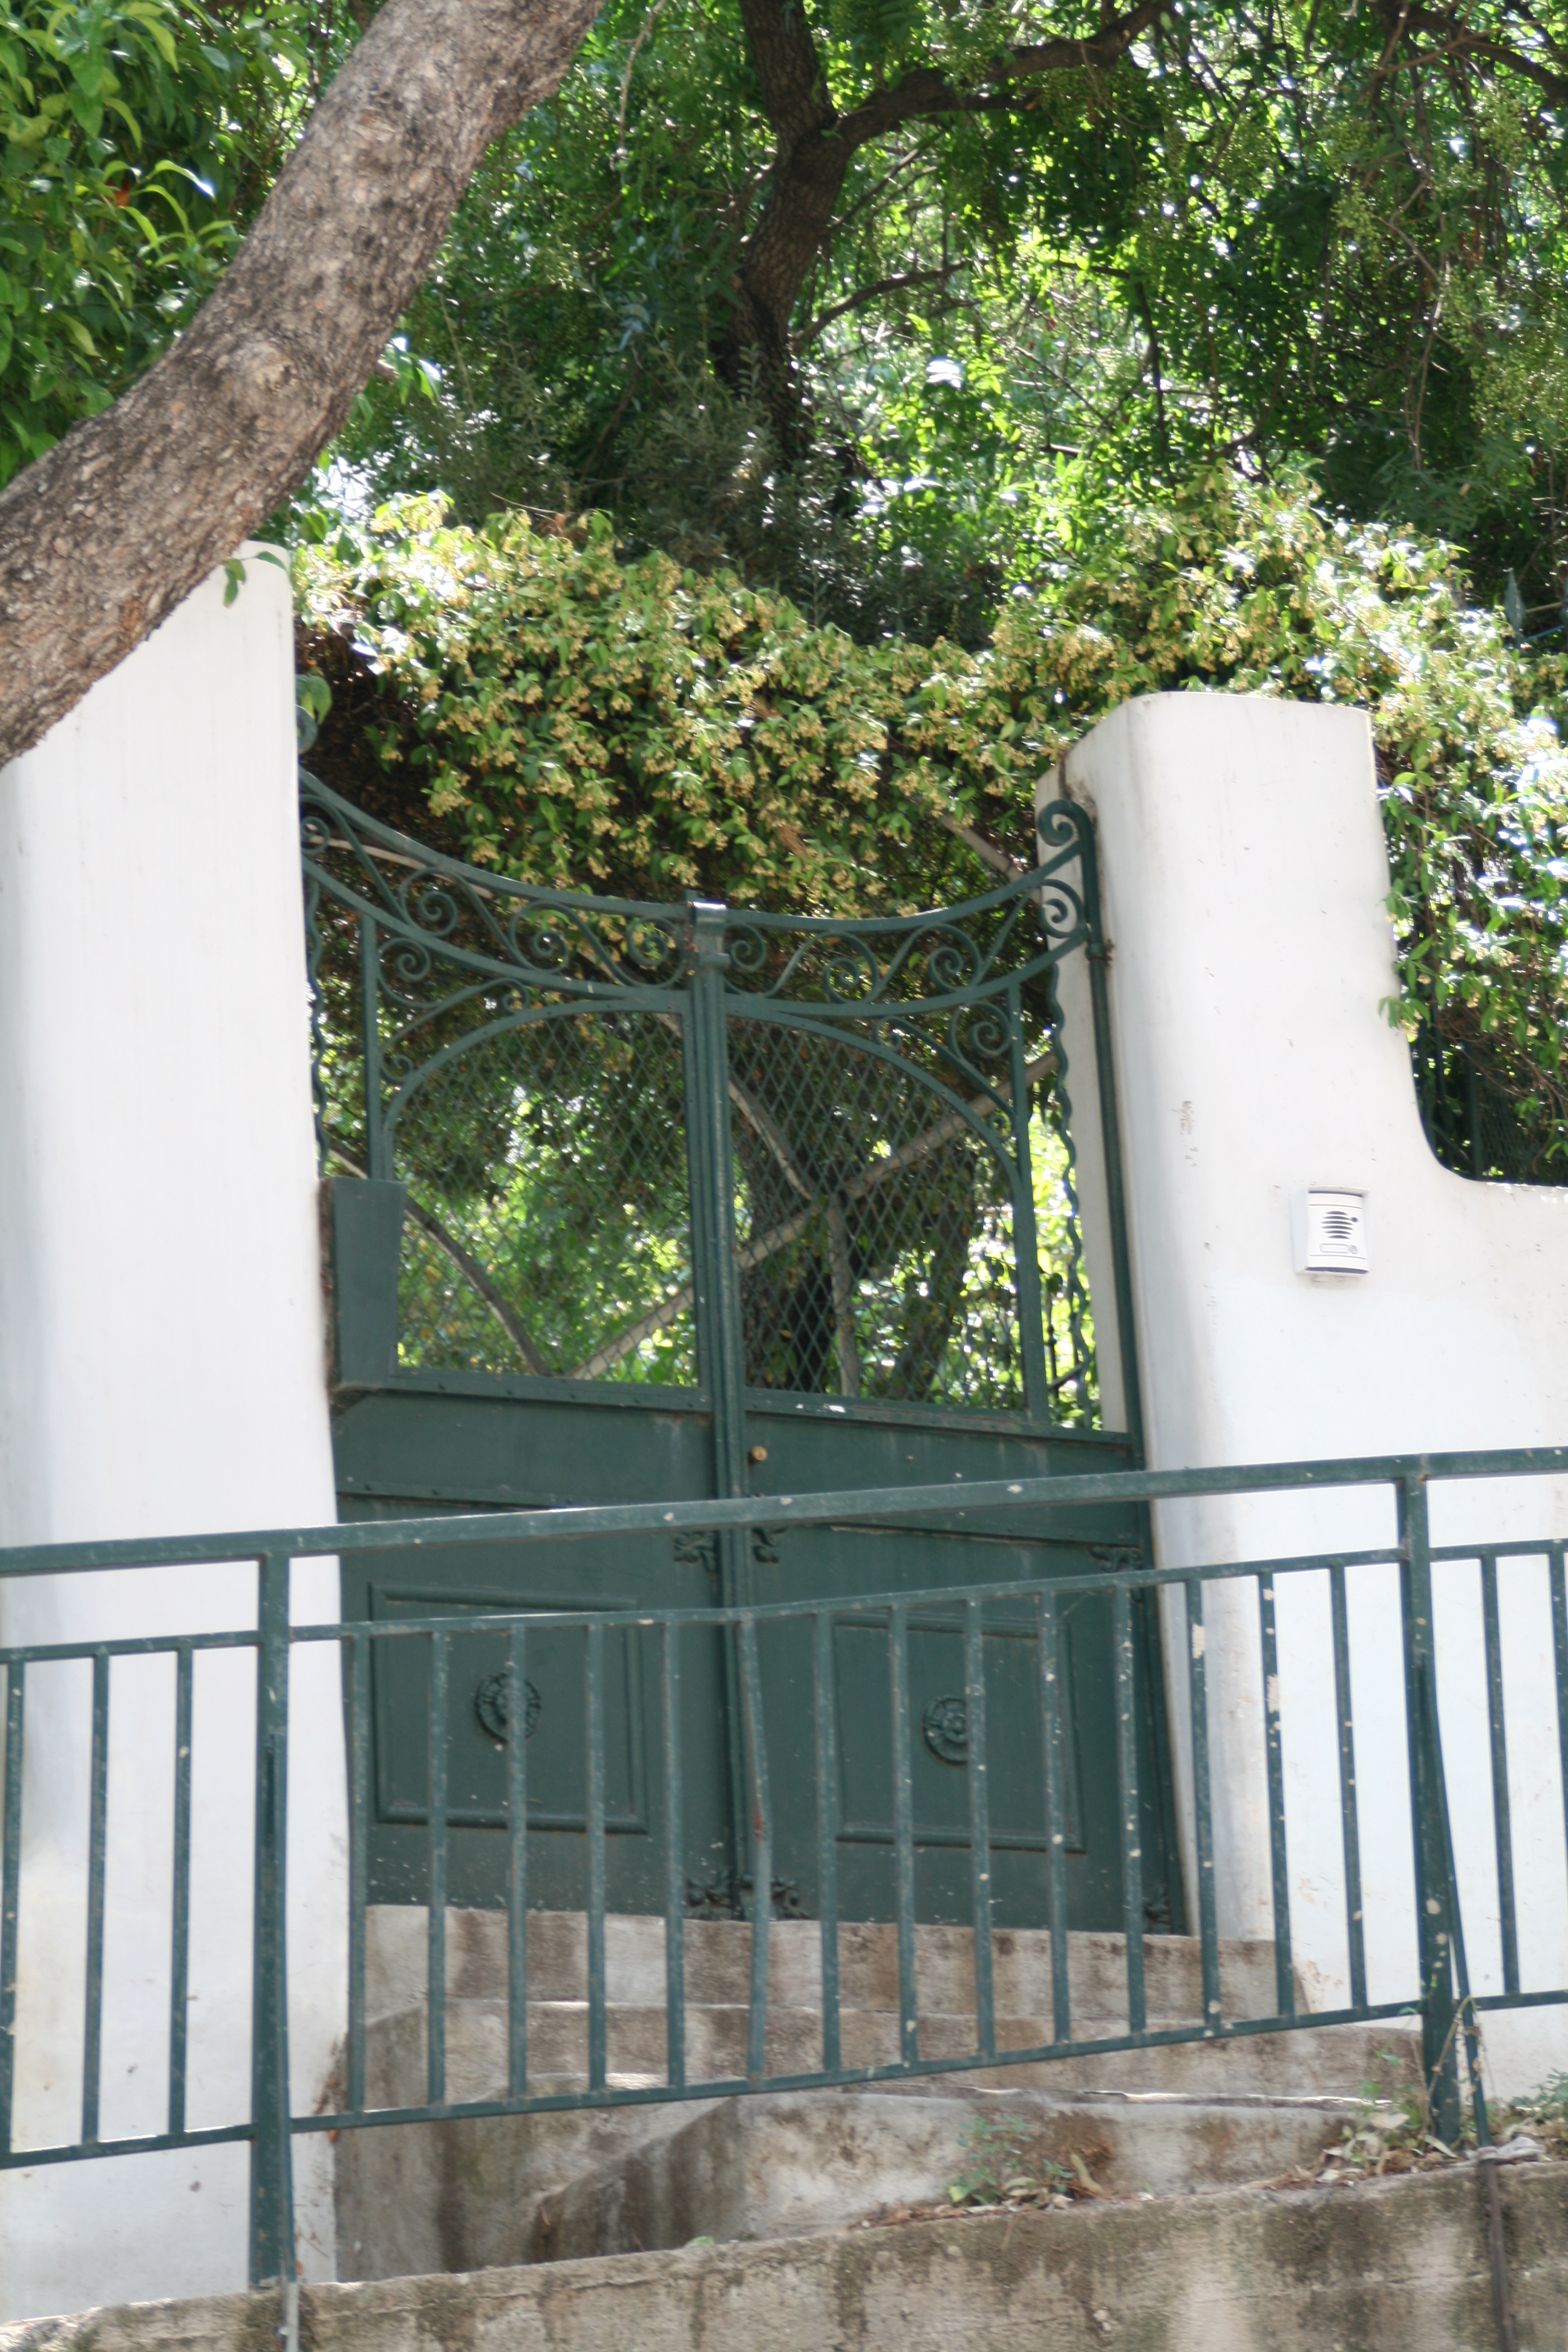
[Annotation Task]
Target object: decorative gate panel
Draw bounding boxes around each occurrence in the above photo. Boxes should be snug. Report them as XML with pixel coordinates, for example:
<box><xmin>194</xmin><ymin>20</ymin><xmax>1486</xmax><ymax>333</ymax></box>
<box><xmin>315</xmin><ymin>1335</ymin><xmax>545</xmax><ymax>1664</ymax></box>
<box><xmin>303</xmin><ymin>776</ymin><xmax>1180</xmax><ymax>1929</ymax></box>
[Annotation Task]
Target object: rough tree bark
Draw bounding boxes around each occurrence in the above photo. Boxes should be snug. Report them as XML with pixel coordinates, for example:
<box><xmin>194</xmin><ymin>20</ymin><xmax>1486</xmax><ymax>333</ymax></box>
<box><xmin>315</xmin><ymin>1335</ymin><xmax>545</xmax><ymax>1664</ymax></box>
<box><xmin>0</xmin><ymin>0</ymin><xmax>599</xmax><ymax>768</ymax></box>
<box><xmin>725</xmin><ymin>0</ymin><xmax>1172</xmax><ymax>440</ymax></box>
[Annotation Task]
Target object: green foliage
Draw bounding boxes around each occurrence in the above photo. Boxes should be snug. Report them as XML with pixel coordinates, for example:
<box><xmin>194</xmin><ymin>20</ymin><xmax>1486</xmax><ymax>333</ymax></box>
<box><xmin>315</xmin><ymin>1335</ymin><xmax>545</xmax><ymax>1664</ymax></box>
<box><xmin>0</xmin><ymin>0</ymin><xmax>311</xmax><ymax>485</ymax></box>
<box><xmin>295</xmin><ymin>491</ymin><xmax>986</xmax><ymax>915</ymax></box>
<box><xmin>1501</xmin><ymin>2067</ymin><xmax>1568</xmax><ymax>2153</ymax></box>
<box><xmin>329</xmin><ymin>0</ymin><xmax>1568</xmax><ymax>639</ymax></box>
<box><xmin>297</xmin><ymin>466</ymin><xmax>1568</xmax><ymax>1152</ymax></box>
<box><xmin>947</xmin><ymin>2114</ymin><xmax>1065</xmax><ymax>2207</ymax></box>
<box><xmin>945</xmin><ymin>2112</ymin><xmax>1090</xmax><ymax>2207</ymax></box>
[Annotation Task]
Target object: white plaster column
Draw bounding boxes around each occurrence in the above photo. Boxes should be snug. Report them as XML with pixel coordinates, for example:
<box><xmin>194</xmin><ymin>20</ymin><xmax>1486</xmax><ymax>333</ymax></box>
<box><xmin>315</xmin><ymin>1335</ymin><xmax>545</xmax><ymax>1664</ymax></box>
<box><xmin>0</xmin><ymin>556</ymin><xmax>345</xmax><ymax>2316</ymax></box>
<box><xmin>1045</xmin><ymin>693</ymin><xmax>1568</xmax><ymax>2097</ymax></box>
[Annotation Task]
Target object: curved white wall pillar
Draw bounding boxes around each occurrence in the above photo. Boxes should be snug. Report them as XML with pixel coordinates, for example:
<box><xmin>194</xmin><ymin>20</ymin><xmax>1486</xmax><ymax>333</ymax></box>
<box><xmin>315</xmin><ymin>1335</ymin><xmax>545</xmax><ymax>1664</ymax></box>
<box><xmin>0</xmin><ymin>557</ymin><xmax>345</xmax><ymax>2317</ymax></box>
<box><xmin>1046</xmin><ymin>694</ymin><xmax>1568</xmax><ymax>2097</ymax></box>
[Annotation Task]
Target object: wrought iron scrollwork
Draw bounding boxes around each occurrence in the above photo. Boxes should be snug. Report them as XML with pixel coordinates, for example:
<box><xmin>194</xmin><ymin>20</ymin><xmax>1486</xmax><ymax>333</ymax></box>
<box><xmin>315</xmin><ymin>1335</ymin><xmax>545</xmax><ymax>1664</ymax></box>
<box><xmin>671</xmin><ymin>1528</ymin><xmax>780</xmax><ymax>1576</ymax></box>
<box><xmin>301</xmin><ymin>771</ymin><xmax>693</xmax><ymax>999</ymax></box>
<box><xmin>719</xmin><ymin>806</ymin><xmax>1094</xmax><ymax>1015</ymax></box>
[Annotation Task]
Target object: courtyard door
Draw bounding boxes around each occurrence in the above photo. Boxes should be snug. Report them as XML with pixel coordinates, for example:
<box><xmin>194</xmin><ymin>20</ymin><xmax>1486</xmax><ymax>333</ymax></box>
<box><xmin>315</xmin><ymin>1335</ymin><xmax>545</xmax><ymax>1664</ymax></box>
<box><xmin>306</xmin><ymin>777</ymin><xmax>1180</xmax><ymax>1930</ymax></box>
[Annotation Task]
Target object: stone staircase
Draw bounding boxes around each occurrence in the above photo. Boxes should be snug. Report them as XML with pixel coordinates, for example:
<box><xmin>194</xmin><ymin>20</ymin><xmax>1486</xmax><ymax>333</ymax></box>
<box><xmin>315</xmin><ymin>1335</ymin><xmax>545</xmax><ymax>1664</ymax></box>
<box><xmin>336</xmin><ymin>1909</ymin><xmax>1421</xmax><ymax>2281</ymax></box>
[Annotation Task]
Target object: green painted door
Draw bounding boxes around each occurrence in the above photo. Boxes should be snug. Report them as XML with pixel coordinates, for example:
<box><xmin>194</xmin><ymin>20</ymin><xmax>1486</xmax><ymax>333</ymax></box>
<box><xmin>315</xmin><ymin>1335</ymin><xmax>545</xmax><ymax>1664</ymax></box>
<box><xmin>309</xmin><ymin>776</ymin><xmax>1180</xmax><ymax>1931</ymax></box>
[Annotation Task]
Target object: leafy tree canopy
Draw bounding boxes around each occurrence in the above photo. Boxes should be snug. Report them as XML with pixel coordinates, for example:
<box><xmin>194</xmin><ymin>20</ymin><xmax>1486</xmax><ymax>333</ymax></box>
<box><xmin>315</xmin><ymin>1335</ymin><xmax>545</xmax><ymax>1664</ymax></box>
<box><xmin>0</xmin><ymin>0</ymin><xmax>314</xmax><ymax>486</ymax></box>
<box><xmin>330</xmin><ymin>0</ymin><xmax>1568</xmax><ymax>642</ymax></box>
<box><xmin>8</xmin><ymin>0</ymin><xmax>1567</xmax><ymax>636</ymax></box>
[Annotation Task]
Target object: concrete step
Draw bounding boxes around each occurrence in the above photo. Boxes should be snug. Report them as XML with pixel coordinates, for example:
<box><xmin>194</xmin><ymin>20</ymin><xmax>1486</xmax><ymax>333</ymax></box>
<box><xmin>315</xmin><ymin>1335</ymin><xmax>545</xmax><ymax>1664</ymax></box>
<box><xmin>361</xmin><ymin>1994</ymin><xmax>1420</xmax><ymax>2105</ymax></box>
<box><xmin>521</xmin><ymin>2085</ymin><xmax>1368</xmax><ymax>2266</ymax></box>
<box><xmin>339</xmin><ymin>2064</ymin><xmax>1416</xmax><ymax>2283</ymax></box>
<box><xmin>338</xmin><ymin>2004</ymin><xmax>1423</xmax><ymax>2279</ymax></box>
<box><xmin>367</xmin><ymin>1906</ymin><xmax>1287</xmax><ymax>2029</ymax></box>
<box><xmin>30</xmin><ymin>2173</ymin><xmax>1568</xmax><ymax>2352</ymax></box>
<box><xmin>340</xmin><ymin>1906</ymin><xmax>1425</xmax><ymax>2287</ymax></box>
<box><xmin>61</xmin><ymin>2164</ymin><xmax>1568</xmax><ymax>2352</ymax></box>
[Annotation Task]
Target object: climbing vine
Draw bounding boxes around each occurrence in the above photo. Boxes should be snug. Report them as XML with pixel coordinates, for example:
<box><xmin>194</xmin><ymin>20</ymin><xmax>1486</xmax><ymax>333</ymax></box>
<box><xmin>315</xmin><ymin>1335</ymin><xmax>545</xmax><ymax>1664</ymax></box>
<box><xmin>296</xmin><ymin>466</ymin><xmax>1568</xmax><ymax>1161</ymax></box>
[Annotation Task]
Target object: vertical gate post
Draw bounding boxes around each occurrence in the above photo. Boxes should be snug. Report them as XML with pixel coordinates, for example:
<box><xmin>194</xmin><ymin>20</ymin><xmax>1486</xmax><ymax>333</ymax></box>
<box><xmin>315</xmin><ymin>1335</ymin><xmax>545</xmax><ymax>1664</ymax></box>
<box><xmin>358</xmin><ymin>914</ymin><xmax>386</xmax><ymax>1179</ymax></box>
<box><xmin>1004</xmin><ymin>975</ymin><xmax>1054</xmax><ymax>1425</ymax></box>
<box><xmin>1398</xmin><ymin>1476</ymin><xmax>1460</xmax><ymax>2143</ymax></box>
<box><xmin>1077</xmin><ymin>826</ymin><xmax>1145</xmax><ymax>1459</ymax></box>
<box><xmin>249</xmin><ymin>1550</ymin><xmax>297</xmax><ymax>2290</ymax></box>
<box><xmin>684</xmin><ymin>901</ymin><xmax>754</xmax><ymax>1902</ymax></box>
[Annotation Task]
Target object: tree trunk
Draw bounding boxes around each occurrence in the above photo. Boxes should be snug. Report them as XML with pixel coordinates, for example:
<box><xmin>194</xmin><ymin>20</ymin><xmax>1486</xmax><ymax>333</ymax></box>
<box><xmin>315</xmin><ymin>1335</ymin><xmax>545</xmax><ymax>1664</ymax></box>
<box><xmin>723</xmin><ymin>0</ymin><xmax>848</xmax><ymax>448</ymax></box>
<box><xmin>0</xmin><ymin>0</ymin><xmax>599</xmax><ymax>768</ymax></box>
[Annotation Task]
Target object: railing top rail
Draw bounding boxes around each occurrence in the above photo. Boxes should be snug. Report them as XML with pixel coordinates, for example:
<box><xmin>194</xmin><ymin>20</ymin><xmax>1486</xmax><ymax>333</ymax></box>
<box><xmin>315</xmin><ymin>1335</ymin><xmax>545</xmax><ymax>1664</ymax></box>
<box><xmin>5</xmin><ymin>1531</ymin><xmax>1563</xmax><ymax>1659</ymax></box>
<box><xmin>1</xmin><ymin>1447</ymin><xmax>1565</xmax><ymax>1581</ymax></box>
<box><xmin>289</xmin><ymin>1548</ymin><xmax>1408</xmax><ymax>1641</ymax></box>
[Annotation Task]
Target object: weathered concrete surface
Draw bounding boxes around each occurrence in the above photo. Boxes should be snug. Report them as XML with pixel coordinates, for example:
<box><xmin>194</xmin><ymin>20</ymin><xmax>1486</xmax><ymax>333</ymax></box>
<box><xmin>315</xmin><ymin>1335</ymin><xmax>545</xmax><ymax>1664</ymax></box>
<box><xmin>365</xmin><ymin>1910</ymin><xmax>1290</xmax><ymax>2023</ymax></box>
<box><xmin>336</xmin><ymin>2005</ymin><xmax>1421</xmax><ymax>2279</ymax></box>
<box><xmin>340</xmin><ymin>1906</ymin><xmax>1423</xmax><ymax>2282</ymax></box>
<box><xmin>520</xmin><ymin>2089</ymin><xmax>1360</xmax><ymax>2269</ymax></box>
<box><xmin>7</xmin><ymin>2164</ymin><xmax>1567</xmax><ymax>2351</ymax></box>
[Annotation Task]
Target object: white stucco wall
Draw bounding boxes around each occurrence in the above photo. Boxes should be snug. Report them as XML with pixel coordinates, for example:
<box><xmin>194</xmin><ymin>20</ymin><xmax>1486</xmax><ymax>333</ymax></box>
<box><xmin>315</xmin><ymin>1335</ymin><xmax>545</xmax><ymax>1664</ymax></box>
<box><xmin>1045</xmin><ymin>694</ymin><xmax>1568</xmax><ymax>2099</ymax></box>
<box><xmin>0</xmin><ymin>556</ymin><xmax>345</xmax><ymax>2318</ymax></box>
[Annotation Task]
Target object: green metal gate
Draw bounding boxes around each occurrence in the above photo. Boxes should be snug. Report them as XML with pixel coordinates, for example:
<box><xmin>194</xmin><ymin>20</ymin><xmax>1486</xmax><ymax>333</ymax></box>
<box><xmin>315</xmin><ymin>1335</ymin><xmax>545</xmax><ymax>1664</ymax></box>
<box><xmin>302</xmin><ymin>776</ymin><xmax>1180</xmax><ymax>1929</ymax></box>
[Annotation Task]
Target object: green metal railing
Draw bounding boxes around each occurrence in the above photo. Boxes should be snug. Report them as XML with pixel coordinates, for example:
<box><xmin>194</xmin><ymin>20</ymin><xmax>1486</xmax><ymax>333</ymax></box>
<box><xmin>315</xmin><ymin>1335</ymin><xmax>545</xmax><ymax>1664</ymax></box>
<box><xmin>1</xmin><ymin>1448</ymin><xmax>1566</xmax><ymax>2293</ymax></box>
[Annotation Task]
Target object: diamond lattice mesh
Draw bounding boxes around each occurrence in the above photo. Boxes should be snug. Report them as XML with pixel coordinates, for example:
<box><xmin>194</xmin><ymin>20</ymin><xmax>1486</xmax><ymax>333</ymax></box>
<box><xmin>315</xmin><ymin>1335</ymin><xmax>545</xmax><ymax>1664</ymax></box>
<box><xmin>728</xmin><ymin>1019</ymin><xmax>1027</xmax><ymax>1410</ymax></box>
<box><xmin>390</xmin><ymin>1009</ymin><xmax>696</xmax><ymax>1383</ymax></box>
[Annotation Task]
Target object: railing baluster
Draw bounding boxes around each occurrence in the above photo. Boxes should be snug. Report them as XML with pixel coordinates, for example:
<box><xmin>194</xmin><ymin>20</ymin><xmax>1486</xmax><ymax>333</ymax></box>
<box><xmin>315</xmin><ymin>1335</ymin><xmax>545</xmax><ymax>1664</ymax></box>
<box><xmin>964</xmin><ymin>1597</ymin><xmax>995</xmax><ymax>2065</ymax></box>
<box><xmin>1418</xmin><ymin>1658</ymin><xmax>1491</xmax><ymax>2143</ymax></box>
<box><xmin>426</xmin><ymin>1630</ymin><xmax>448</xmax><ymax>2108</ymax></box>
<box><xmin>347</xmin><ymin>1632</ymin><xmax>370</xmax><ymax>2115</ymax></box>
<box><xmin>1552</xmin><ymin>1547</ymin><xmax>1568</xmax><ymax>1907</ymax></box>
<box><xmin>1036</xmin><ymin>1587</ymin><xmax>1071</xmax><ymax>2043</ymax></box>
<box><xmin>1113</xmin><ymin>1581</ymin><xmax>1145</xmax><ymax>2034</ymax></box>
<box><xmin>507</xmin><ymin>1621</ymin><xmax>529</xmax><ymax>2102</ymax></box>
<box><xmin>1328</xmin><ymin>1564</ymin><xmax>1366</xmax><ymax>2013</ymax></box>
<box><xmin>889</xmin><ymin>1604</ymin><xmax>919</xmax><ymax>2065</ymax></box>
<box><xmin>1258</xmin><ymin>1575</ymin><xmax>1294</xmax><ymax>2019</ymax></box>
<box><xmin>661</xmin><ymin>1621</ymin><xmax>685</xmax><ymax>2092</ymax></box>
<box><xmin>82</xmin><ymin>1651</ymin><xmax>109</xmax><ymax>2146</ymax></box>
<box><xmin>1</xmin><ymin>1662</ymin><xmax>24</xmax><ymax>2157</ymax></box>
<box><xmin>1184</xmin><ymin>1579</ymin><xmax>1221</xmax><ymax>2034</ymax></box>
<box><xmin>1399</xmin><ymin>1474</ymin><xmax>1459</xmax><ymax>2144</ymax></box>
<box><xmin>586</xmin><ymin>1621</ymin><xmax>607</xmax><ymax>2095</ymax></box>
<box><xmin>1480</xmin><ymin>1551</ymin><xmax>1520</xmax><ymax>1997</ymax></box>
<box><xmin>738</xmin><ymin>1616</ymin><xmax>772</xmax><ymax>2082</ymax></box>
<box><xmin>813</xmin><ymin>1610</ymin><xmax>841</xmax><ymax>2073</ymax></box>
<box><xmin>169</xmin><ymin>1645</ymin><xmax>193</xmax><ymax>2138</ymax></box>
<box><xmin>247</xmin><ymin>1552</ymin><xmax>295</xmax><ymax>2291</ymax></box>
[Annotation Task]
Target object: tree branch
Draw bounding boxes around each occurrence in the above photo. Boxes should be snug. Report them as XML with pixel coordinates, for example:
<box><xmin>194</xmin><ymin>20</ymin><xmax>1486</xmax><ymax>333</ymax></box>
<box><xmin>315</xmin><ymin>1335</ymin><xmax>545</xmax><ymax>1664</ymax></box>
<box><xmin>799</xmin><ymin>263</ymin><xmax>965</xmax><ymax>350</ymax></box>
<box><xmin>830</xmin><ymin>1</ymin><xmax>1173</xmax><ymax>148</ymax></box>
<box><xmin>1408</xmin><ymin>24</ymin><xmax>1568</xmax><ymax>103</ymax></box>
<box><xmin>0</xmin><ymin>0</ymin><xmax>601</xmax><ymax>767</ymax></box>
